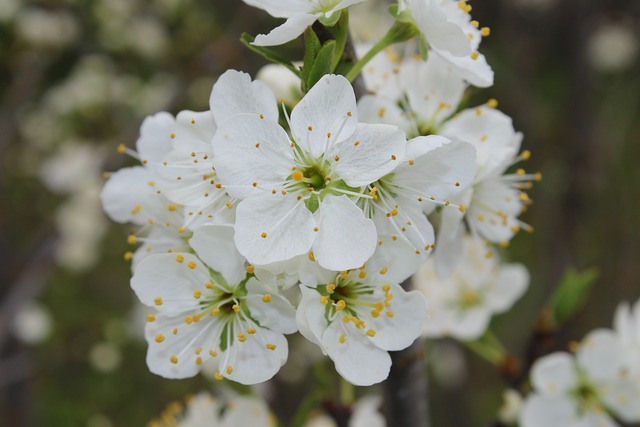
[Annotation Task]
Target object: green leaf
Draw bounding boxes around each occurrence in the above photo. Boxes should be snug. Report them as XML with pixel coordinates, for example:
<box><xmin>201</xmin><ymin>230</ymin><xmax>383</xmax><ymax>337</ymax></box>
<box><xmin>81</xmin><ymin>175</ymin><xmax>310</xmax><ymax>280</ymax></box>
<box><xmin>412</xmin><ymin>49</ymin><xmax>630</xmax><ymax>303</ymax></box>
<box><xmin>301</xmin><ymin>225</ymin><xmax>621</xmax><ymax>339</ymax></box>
<box><xmin>240</xmin><ymin>33</ymin><xmax>299</xmax><ymax>75</ymax></box>
<box><xmin>301</xmin><ymin>27</ymin><xmax>322</xmax><ymax>91</ymax></box>
<box><xmin>307</xmin><ymin>40</ymin><xmax>336</xmax><ymax>89</ymax></box>
<box><xmin>318</xmin><ymin>9</ymin><xmax>342</xmax><ymax>27</ymax></box>
<box><xmin>418</xmin><ymin>34</ymin><xmax>429</xmax><ymax>61</ymax></box>
<box><xmin>549</xmin><ymin>267</ymin><xmax>599</xmax><ymax>326</ymax></box>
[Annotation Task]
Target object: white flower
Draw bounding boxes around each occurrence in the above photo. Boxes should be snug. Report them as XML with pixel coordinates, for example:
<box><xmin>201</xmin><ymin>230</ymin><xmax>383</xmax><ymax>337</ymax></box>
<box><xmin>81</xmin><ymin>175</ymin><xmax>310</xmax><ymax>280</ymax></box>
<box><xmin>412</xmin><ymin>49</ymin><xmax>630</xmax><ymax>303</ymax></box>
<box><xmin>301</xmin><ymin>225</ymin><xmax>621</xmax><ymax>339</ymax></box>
<box><xmin>149</xmin><ymin>392</ymin><xmax>276</xmax><ymax>427</ymax></box>
<box><xmin>520</xmin><ymin>331</ymin><xmax>640</xmax><ymax>427</ymax></box>
<box><xmin>613</xmin><ymin>298</ymin><xmax>640</xmax><ymax>377</ymax></box>
<box><xmin>244</xmin><ymin>0</ymin><xmax>368</xmax><ymax>47</ymax></box>
<box><xmin>213</xmin><ymin>74</ymin><xmax>405</xmax><ymax>271</ymax></box>
<box><xmin>399</xmin><ymin>0</ymin><xmax>494</xmax><ymax>87</ymax></box>
<box><xmin>153</xmin><ymin>69</ymin><xmax>278</xmax><ymax>229</ymax></box>
<box><xmin>256</xmin><ymin>63</ymin><xmax>303</xmax><ymax>107</ymax></box>
<box><xmin>12</xmin><ymin>302</ymin><xmax>53</xmax><ymax>345</ymax></box>
<box><xmin>304</xmin><ymin>395</ymin><xmax>385</xmax><ymax>427</ymax></box>
<box><xmin>413</xmin><ymin>236</ymin><xmax>529</xmax><ymax>340</ymax></box>
<box><xmin>296</xmin><ymin>244</ymin><xmax>428</xmax><ymax>386</ymax></box>
<box><xmin>131</xmin><ymin>248</ymin><xmax>296</xmax><ymax>384</ymax></box>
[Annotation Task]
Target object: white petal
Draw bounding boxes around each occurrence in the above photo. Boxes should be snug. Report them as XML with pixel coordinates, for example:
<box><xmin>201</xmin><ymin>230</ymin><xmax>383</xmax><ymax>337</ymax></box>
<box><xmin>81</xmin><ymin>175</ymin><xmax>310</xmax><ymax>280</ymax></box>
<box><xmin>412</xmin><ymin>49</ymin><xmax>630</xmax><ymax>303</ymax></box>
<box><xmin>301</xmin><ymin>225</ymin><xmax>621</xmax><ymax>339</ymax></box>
<box><xmin>322</xmin><ymin>320</ymin><xmax>391</xmax><ymax>386</ymax></box>
<box><xmin>210</xmin><ymin>69</ymin><xmax>278</xmax><ymax>125</ymax></box>
<box><xmin>601</xmin><ymin>379</ymin><xmax>640</xmax><ymax>422</ymax></box>
<box><xmin>530</xmin><ymin>352</ymin><xmax>578</xmax><ymax>397</ymax></box>
<box><xmin>519</xmin><ymin>394</ymin><xmax>580</xmax><ymax>427</ymax></box>
<box><xmin>189</xmin><ymin>225</ymin><xmax>247</xmax><ymax>285</ymax></box>
<box><xmin>221</xmin><ymin>396</ymin><xmax>275</xmax><ymax>427</ymax></box>
<box><xmin>131</xmin><ymin>253</ymin><xmax>210</xmax><ymax>315</ymax></box>
<box><xmin>245</xmin><ymin>278</ymin><xmax>297</xmax><ymax>334</ymax></box>
<box><xmin>333</xmin><ymin>123</ymin><xmax>407</xmax><ymax>187</ymax></box>
<box><xmin>313</xmin><ymin>195</ymin><xmax>376</xmax><ymax>271</ymax></box>
<box><xmin>357</xmin><ymin>95</ymin><xmax>411</xmax><ymax>132</ymax></box>
<box><xmin>136</xmin><ymin>112</ymin><xmax>176</xmax><ymax>163</ymax></box>
<box><xmin>234</xmin><ymin>193</ymin><xmax>316</xmax><ymax>265</ymax></box>
<box><xmin>212</xmin><ymin>114</ymin><xmax>294</xmax><ymax>199</ymax></box>
<box><xmin>577</xmin><ymin>329</ymin><xmax>624</xmax><ymax>382</ymax></box>
<box><xmin>101</xmin><ymin>166</ymin><xmax>153</xmax><ymax>224</ymax></box>
<box><xmin>409</xmin><ymin>0</ymin><xmax>470</xmax><ymax>57</ymax></box>
<box><xmin>440</xmin><ymin>107</ymin><xmax>519</xmax><ymax>180</ymax></box>
<box><xmin>433</xmin><ymin>48</ymin><xmax>494</xmax><ymax>88</ymax></box>
<box><xmin>433</xmin><ymin>189</ymin><xmax>471</xmax><ymax>278</ymax></box>
<box><xmin>367</xmin><ymin>235</ymin><xmax>426</xmax><ymax>284</ymax></box>
<box><xmin>448</xmin><ymin>307</ymin><xmax>491</xmax><ymax>340</ymax></box>
<box><xmin>485</xmin><ymin>263</ymin><xmax>529</xmax><ymax>312</ymax></box>
<box><xmin>467</xmin><ymin>177</ymin><xmax>522</xmax><ymax>243</ymax></box>
<box><xmin>290</xmin><ymin>74</ymin><xmax>358</xmax><ymax>158</ymax></box>
<box><xmin>242</xmin><ymin>0</ymin><xmax>314</xmax><ymax>18</ymax></box>
<box><xmin>253</xmin><ymin>14</ymin><xmax>318</xmax><ymax>47</ymax></box>
<box><xmin>296</xmin><ymin>285</ymin><xmax>326</xmax><ymax>349</ymax></box>
<box><xmin>368</xmin><ymin>284</ymin><xmax>427</xmax><ymax>351</ymax></box>
<box><xmin>351</xmin><ymin>395</ymin><xmax>385</xmax><ymax>427</ymax></box>
<box><xmin>218</xmin><ymin>326</ymin><xmax>288</xmax><ymax>384</ymax></box>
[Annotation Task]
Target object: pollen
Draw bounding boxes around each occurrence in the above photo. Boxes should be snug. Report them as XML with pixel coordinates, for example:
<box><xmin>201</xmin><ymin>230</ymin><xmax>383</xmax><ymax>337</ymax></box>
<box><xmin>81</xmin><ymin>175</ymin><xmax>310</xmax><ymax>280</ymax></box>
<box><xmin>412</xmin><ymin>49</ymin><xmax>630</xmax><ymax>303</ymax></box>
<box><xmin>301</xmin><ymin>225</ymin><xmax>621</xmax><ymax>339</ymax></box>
<box><xmin>262</xmin><ymin>294</ymin><xmax>272</xmax><ymax>303</ymax></box>
<box><xmin>226</xmin><ymin>366</ymin><xmax>233</xmax><ymax>374</ymax></box>
<box><xmin>261</xmin><ymin>232</ymin><xmax>267</xmax><ymax>238</ymax></box>
<box><xmin>347</xmin><ymin>111</ymin><xmax>352</xmax><ymax>117</ymax></box>
<box><xmin>146</xmin><ymin>314</ymin><xmax>156</xmax><ymax>322</ymax></box>
<box><xmin>246</xmin><ymin>265</ymin><xmax>255</xmax><ymax>274</ymax></box>
<box><xmin>379</xmin><ymin>267</ymin><xmax>388</xmax><ymax>275</ymax></box>
<box><xmin>168</xmin><ymin>204</ymin><xmax>177</xmax><ymax>212</ymax></box>
<box><xmin>232</xmin><ymin>304</ymin><xmax>240</xmax><ymax>313</ymax></box>
<box><xmin>366</xmin><ymin>329</ymin><xmax>376</xmax><ymax>337</ymax></box>
<box><xmin>172</xmin><ymin>328</ymin><xmax>178</xmax><ymax>335</ymax></box>
<box><xmin>205</xmin><ymin>281</ymin><xmax>214</xmax><ymax>289</ymax></box>
<box><xmin>481</xmin><ymin>27</ymin><xmax>491</xmax><ymax>37</ymax></box>
<box><xmin>471</xmin><ymin>20</ymin><xmax>479</xmax><ymax>28</ymax></box>
<box><xmin>266</xmin><ymin>343</ymin><xmax>276</xmax><ymax>351</ymax></box>
<box><xmin>127</xmin><ymin>235</ymin><xmax>137</xmax><ymax>245</ymax></box>
<box><xmin>225</xmin><ymin>201</ymin><xmax>233</xmax><ymax>209</ymax></box>
<box><xmin>308</xmin><ymin>251</ymin><xmax>315</xmax><ymax>262</ymax></box>
<box><xmin>408</xmin><ymin>159</ymin><xmax>414</xmax><ymax>165</ymax></box>
<box><xmin>326</xmin><ymin>283</ymin><xmax>336</xmax><ymax>294</ymax></box>
<box><xmin>247</xmin><ymin>327</ymin><xmax>256</xmax><ymax>334</ymax></box>
<box><xmin>327</xmin><ymin>132</ymin><xmax>332</xmax><ymax>138</ymax></box>
<box><xmin>308</xmin><ymin>126</ymin><xmax>313</xmax><ymax>131</ymax></box>
<box><xmin>359</xmin><ymin>271</ymin><xmax>367</xmax><ymax>279</ymax></box>
<box><xmin>521</xmin><ymin>150</ymin><xmax>531</xmax><ymax>160</ymax></box>
<box><xmin>238</xmin><ymin>333</ymin><xmax>247</xmax><ymax>342</ymax></box>
<box><xmin>177</xmin><ymin>227</ymin><xmax>186</xmax><ymax>233</ymax></box>
<box><xmin>195</xmin><ymin>357</ymin><xmax>202</xmax><ymax>365</ymax></box>
<box><xmin>487</xmin><ymin>98</ymin><xmax>499</xmax><ymax>108</ymax></box>
<box><xmin>193</xmin><ymin>290</ymin><xmax>202</xmax><ymax>299</ymax></box>
<box><xmin>340</xmin><ymin>271</ymin><xmax>348</xmax><ymax>279</ymax></box>
<box><xmin>386</xmin><ymin>311</ymin><xmax>395</xmax><ymax>318</ymax></box>
<box><xmin>335</xmin><ymin>300</ymin><xmax>346</xmax><ymax>311</ymax></box>
<box><xmin>259</xmin><ymin>114</ymin><xmax>264</xmax><ymax>119</ymax></box>
<box><xmin>130</xmin><ymin>204</ymin><xmax>141</xmax><ymax>215</ymax></box>
<box><xmin>339</xmin><ymin>334</ymin><xmax>346</xmax><ymax>344</ymax></box>
<box><xmin>471</xmin><ymin>52</ymin><xmax>479</xmax><ymax>60</ymax></box>
<box><xmin>155</xmin><ymin>334</ymin><xmax>165</xmax><ymax>343</ymax></box>
<box><xmin>154</xmin><ymin>297</ymin><xmax>163</xmax><ymax>306</ymax></box>
<box><xmin>391</xmin><ymin>154</ymin><xmax>397</xmax><ymax>160</ymax></box>
<box><xmin>255</xmin><ymin>143</ymin><xmax>260</xmax><ymax>148</ymax></box>
<box><xmin>170</xmin><ymin>355</ymin><xmax>178</xmax><ymax>364</ymax></box>
<box><xmin>354</xmin><ymin>140</ymin><xmax>360</xmax><ymax>147</ymax></box>
<box><xmin>116</xmin><ymin>143</ymin><xmax>126</xmax><ymax>154</ymax></box>
<box><xmin>188</xmin><ymin>261</ymin><xmax>197</xmax><ymax>269</ymax></box>
<box><xmin>320</xmin><ymin>296</ymin><xmax>329</xmax><ymax>305</ymax></box>
<box><xmin>378</xmin><ymin>107</ymin><xmax>386</xmax><ymax>118</ymax></box>
<box><xmin>175</xmin><ymin>254</ymin><xmax>184</xmax><ymax>263</ymax></box>
<box><xmin>313</xmin><ymin>227</ymin><xmax>319</xmax><ymax>232</ymax></box>
<box><xmin>459</xmin><ymin>203</ymin><xmax>466</xmax><ymax>213</ymax></box>
<box><xmin>292</xmin><ymin>171</ymin><xmax>304</xmax><ymax>181</ymax></box>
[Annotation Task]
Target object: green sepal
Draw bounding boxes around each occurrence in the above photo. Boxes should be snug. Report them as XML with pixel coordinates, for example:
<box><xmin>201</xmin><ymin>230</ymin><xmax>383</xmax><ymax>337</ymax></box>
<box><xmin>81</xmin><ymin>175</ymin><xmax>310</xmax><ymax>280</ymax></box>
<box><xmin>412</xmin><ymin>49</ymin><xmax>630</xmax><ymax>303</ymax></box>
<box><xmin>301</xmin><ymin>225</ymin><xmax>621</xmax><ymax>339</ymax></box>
<box><xmin>318</xmin><ymin>9</ymin><xmax>342</xmax><ymax>27</ymax></box>
<box><xmin>307</xmin><ymin>39</ymin><xmax>336</xmax><ymax>90</ymax></box>
<box><xmin>418</xmin><ymin>34</ymin><xmax>429</xmax><ymax>61</ymax></box>
<box><xmin>240</xmin><ymin>33</ymin><xmax>300</xmax><ymax>75</ymax></box>
<box><xmin>548</xmin><ymin>267</ymin><xmax>599</xmax><ymax>327</ymax></box>
<box><xmin>304</xmin><ymin>194</ymin><xmax>320</xmax><ymax>213</ymax></box>
<box><xmin>301</xmin><ymin>27</ymin><xmax>322</xmax><ymax>92</ymax></box>
<box><xmin>388</xmin><ymin>4</ymin><xmax>414</xmax><ymax>23</ymax></box>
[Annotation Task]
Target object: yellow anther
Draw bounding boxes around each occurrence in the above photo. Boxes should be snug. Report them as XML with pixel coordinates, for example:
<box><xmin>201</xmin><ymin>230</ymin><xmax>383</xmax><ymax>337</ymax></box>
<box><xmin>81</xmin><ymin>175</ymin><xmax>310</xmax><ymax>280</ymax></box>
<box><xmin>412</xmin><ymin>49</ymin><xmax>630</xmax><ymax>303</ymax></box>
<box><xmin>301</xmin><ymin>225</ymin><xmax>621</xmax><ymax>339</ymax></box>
<box><xmin>127</xmin><ymin>235</ymin><xmax>137</xmax><ymax>245</ymax></box>
<box><xmin>226</xmin><ymin>366</ymin><xmax>233</xmax><ymax>374</ymax></box>
<box><xmin>155</xmin><ymin>334</ymin><xmax>165</xmax><ymax>343</ymax></box>
<box><xmin>347</xmin><ymin>111</ymin><xmax>352</xmax><ymax>117</ymax></box>
<box><xmin>481</xmin><ymin>27</ymin><xmax>491</xmax><ymax>37</ymax></box>
<box><xmin>193</xmin><ymin>290</ymin><xmax>202</xmax><ymax>299</ymax></box>
<box><xmin>266</xmin><ymin>343</ymin><xmax>276</xmax><ymax>351</ymax></box>
<box><xmin>255</xmin><ymin>143</ymin><xmax>260</xmax><ymax>148</ymax></box>
<box><xmin>212</xmin><ymin>307</ymin><xmax>220</xmax><ymax>316</ymax></box>
<box><xmin>116</xmin><ymin>144</ymin><xmax>126</xmax><ymax>154</ymax></box>
<box><xmin>209</xmin><ymin>350</ymin><xmax>217</xmax><ymax>357</ymax></box>
<box><xmin>195</xmin><ymin>347</ymin><xmax>202</xmax><ymax>355</ymax></box>
<box><xmin>382</xmin><ymin>285</ymin><xmax>391</xmax><ymax>292</ymax></box>
<box><xmin>214</xmin><ymin>372</ymin><xmax>224</xmax><ymax>381</ymax></box>
<box><xmin>175</xmin><ymin>254</ymin><xmax>184</xmax><ymax>263</ymax></box>
<box><xmin>313</xmin><ymin>227</ymin><xmax>319</xmax><ymax>232</ymax></box>
<box><xmin>487</xmin><ymin>99</ymin><xmax>499</xmax><ymax>108</ymax></box>
<box><xmin>516</xmin><ymin>168</ymin><xmax>526</xmax><ymax>176</ymax></box>
<box><xmin>154</xmin><ymin>297</ymin><xmax>163</xmax><ymax>306</ymax></box>
<box><xmin>247</xmin><ymin>328</ymin><xmax>256</xmax><ymax>334</ymax></box>
<box><xmin>477</xmin><ymin>214</ymin><xmax>485</xmax><ymax>221</ymax></box>
<box><xmin>459</xmin><ymin>203</ymin><xmax>466</xmax><ymax>213</ymax></box>
<box><xmin>170</xmin><ymin>355</ymin><xmax>178</xmax><ymax>364</ymax></box>
<box><xmin>146</xmin><ymin>314</ymin><xmax>156</xmax><ymax>322</ymax></box>
<box><xmin>238</xmin><ymin>333</ymin><xmax>247</xmax><ymax>342</ymax></box>
<box><xmin>343</xmin><ymin>314</ymin><xmax>352</xmax><ymax>322</ymax></box>
<box><xmin>520</xmin><ymin>192</ymin><xmax>530</xmax><ymax>202</ymax></box>
<box><xmin>172</xmin><ymin>328</ymin><xmax>178</xmax><ymax>335</ymax></box>
<box><xmin>391</xmin><ymin>235</ymin><xmax>397</xmax><ymax>241</ymax></box>
<box><xmin>308</xmin><ymin>251</ymin><xmax>315</xmax><ymax>262</ymax></box>
<box><xmin>195</xmin><ymin>357</ymin><xmax>202</xmax><ymax>365</ymax></box>
<box><xmin>261</xmin><ymin>232</ymin><xmax>267</xmax><ymax>238</ymax></box>
<box><xmin>262</xmin><ymin>294</ymin><xmax>272</xmax><ymax>303</ymax></box>
<box><xmin>259</xmin><ymin>114</ymin><xmax>264</xmax><ymax>119</ymax></box>
<box><xmin>340</xmin><ymin>271</ymin><xmax>348</xmax><ymax>279</ymax></box>
<box><xmin>168</xmin><ymin>203</ymin><xmax>177</xmax><ymax>211</ymax></box>
<box><xmin>188</xmin><ymin>261</ymin><xmax>197</xmax><ymax>269</ymax></box>
<box><xmin>471</xmin><ymin>52</ymin><xmax>479</xmax><ymax>60</ymax></box>
<box><xmin>292</xmin><ymin>170</ymin><xmax>304</xmax><ymax>181</ymax></box>
<box><xmin>326</xmin><ymin>283</ymin><xmax>336</xmax><ymax>294</ymax></box>
<box><xmin>391</xmin><ymin>154</ymin><xmax>397</xmax><ymax>160</ymax></box>
<box><xmin>177</xmin><ymin>227</ymin><xmax>186</xmax><ymax>233</ymax></box>
<box><xmin>375</xmin><ymin>302</ymin><xmax>385</xmax><ymax>312</ymax></box>
<box><xmin>327</xmin><ymin>132</ymin><xmax>332</xmax><ymax>138</ymax></box>
<box><xmin>386</xmin><ymin>311</ymin><xmax>395</xmax><ymax>318</ymax></box>
<box><xmin>535</xmin><ymin>172</ymin><xmax>542</xmax><ymax>181</ymax></box>
<box><xmin>193</xmin><ymin>314</ymin><xmax>201</xmax><ymax>323</ymax></box>
<box><xmin>130</xmin><ymin>204</ymin><xmax>141</xmax><ymax>215</ymax></box>
<box><xmin>232</xmin><ymin>304</ymin><xmax>240</xmax><ymax>313</ymax></box>
<box><xmin>379</xmin><ymin>267</ymin><xmax>388</xmax><ymax>275</ymax></box>
<box><xmin>252</xmin><ymin>182</ymin><xmax>257</xmax><ymax>187</ymax></box>
<box><xmin>371</xmin><ymin>310</ymin><xmax>380</xmax><ymax>318</ymax></box>
<box><xmin>568</xmin><ymin>341</ymin><xmax>580</xmax><ymax>353</ymax></box>
<box><xmin>366</xmin><ymin>329</ymin><xmax>376</xmax><ymax>337</ymax></box>
<box><xmin>521</xmin><ymin>150</ymin><xmax>531</xmax><ymax>160</ymax></box>
<box><xmin>308</xmin><ymin>126</ymin><xmax>313</xmax><ymax>131</ymax></box>
<box><xmin>246</xmin><ymin>265</ymin><xmax>255</xmax><ymax>274</ymax></box>
<box><xmin>335</xmin><ymin>300</ymin><xmax>346</xmax><ymax>311</ymax></box>
<box><xmin>225</xmin><ymin>201</ymin><xmax>233</xmax><ymax>209</ymax></box>
<box><xmin>358</xmin><ymin>271</ymin><xmax>367</xmax><ymax>279</ymax></box>
<box><xmin>205</xmin><ymin>281</ymin><xmax>214</xmax><ymax>289</ymax></box>
<box><xmin>339</xmin><ymin>334</ymin><xmax>347</xmax><ymax>344</ymax></box>
<box><xmin>124</xmin><ymin>251</ymin><xmax>133</xmax><ymax>261</ymax></box>
<box><xmin>499</xmin><ymin>241</ymin><xmax>510</xmax><ymax>248</ymax></box>
<box><xmin>320</xmin><ymin>296</ymin><xmax>329</xmax><ymax>305</ymax></box>
<box><xmin>378</xmin><ymin>107</ymin><xmax>386</xmax><ymax>118</ymax></box>
<box><xmin>185</xmin><ymin>315</ymin><xmax>193</xmax><ymax>324</ymax></box>
<box><xmin>471</xmin><ymin>20</ymin><xmax>479</xmax><ymax>28</ymax></box>
<box><xmin>354</xmin><ymin>140</ymin><xmax>360</xmax><ymax>146</ymax></box>
<box><xmin>408</xmin><ymin>159</ymin><xmax>415</xmax><ymax>166</ymax></box>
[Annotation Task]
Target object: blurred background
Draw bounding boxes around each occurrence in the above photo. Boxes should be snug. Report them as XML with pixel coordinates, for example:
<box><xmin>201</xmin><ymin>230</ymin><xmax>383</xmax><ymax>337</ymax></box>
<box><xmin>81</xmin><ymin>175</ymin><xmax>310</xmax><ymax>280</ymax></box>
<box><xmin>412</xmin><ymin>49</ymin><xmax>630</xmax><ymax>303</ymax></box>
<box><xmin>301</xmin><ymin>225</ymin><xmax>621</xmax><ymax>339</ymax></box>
<box><xmin>0</xmin><ymin>0</ymin><xmax>638</xmax><ymax>425</ymax></box>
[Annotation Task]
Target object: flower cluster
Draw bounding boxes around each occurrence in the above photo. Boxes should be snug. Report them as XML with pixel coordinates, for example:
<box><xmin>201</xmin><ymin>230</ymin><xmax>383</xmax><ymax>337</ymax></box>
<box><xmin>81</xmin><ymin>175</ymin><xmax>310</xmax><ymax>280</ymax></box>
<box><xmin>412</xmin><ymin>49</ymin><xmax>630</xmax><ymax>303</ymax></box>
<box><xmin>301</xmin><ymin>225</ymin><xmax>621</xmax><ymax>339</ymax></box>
<box><xmin>101</xmin><ymin>0</ymin><xmax>536</xmax><ymax>388</ymax></box>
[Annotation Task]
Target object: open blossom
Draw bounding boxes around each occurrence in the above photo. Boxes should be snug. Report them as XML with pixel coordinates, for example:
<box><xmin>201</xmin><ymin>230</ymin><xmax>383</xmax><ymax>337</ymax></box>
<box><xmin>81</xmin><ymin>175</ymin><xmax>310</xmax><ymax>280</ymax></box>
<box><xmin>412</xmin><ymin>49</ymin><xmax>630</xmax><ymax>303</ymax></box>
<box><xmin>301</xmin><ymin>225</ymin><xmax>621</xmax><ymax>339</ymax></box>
<box><xmin>131</xmin><ymin>234</ymin><xmax>297</xmax><ymax>384</ymax></box>
<box><xmin>296</xmin><ymin>243</ymin><xmax>428</xmax><ymax>386</ymax></box>
<box><xmin>613</xmin><ymin>298</ymin><xmax>640</xmax><ymax>377</ymax></box>
<box><xmin>213</xmin><ymin>74</ymin><xmax>406</xmax><ymax>271</ymax></box>
<box><xmin>148</xmin><ymin>392</ymin><xmax>276</xmax><ymax>427</ymax></box>
<box><xmin>243</xmin><ymin>0</ymin><xmax>367</xmax><ymax>46</ymax></box>
<box><xmin>520</xmin><ymin>331</ymin><xmax>640</xmax><ymax>427</ymax></box>
<box><xmin>413</xmin><ymin>236</ymin><xmax>529</xmax><ymax>340</ymax></box>
<box><xmin>153</xmin><ymin>69</ymin><xmax>278</xmax><ymax>229</ymax></box>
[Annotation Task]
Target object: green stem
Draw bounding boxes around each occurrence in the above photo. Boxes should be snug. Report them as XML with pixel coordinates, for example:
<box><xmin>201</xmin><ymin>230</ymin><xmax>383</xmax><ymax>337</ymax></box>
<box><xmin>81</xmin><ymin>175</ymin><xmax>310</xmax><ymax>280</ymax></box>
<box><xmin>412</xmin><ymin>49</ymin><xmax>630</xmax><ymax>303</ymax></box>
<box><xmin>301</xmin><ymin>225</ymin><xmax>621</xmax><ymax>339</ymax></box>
<box><xmin>339</xmin><ymin>377</ymin><xmax>354</xmax><ymax>406</ymax></box>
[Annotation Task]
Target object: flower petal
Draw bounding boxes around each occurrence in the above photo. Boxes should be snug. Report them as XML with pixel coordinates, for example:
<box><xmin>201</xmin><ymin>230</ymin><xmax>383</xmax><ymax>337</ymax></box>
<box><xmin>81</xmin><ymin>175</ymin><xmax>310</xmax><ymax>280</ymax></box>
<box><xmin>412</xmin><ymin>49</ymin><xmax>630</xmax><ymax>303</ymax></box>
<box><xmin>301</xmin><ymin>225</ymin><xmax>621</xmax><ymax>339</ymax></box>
<box><xmin>313</xmin><ymin>195</ymin><xmax>377</xmax><ymax>271</ymax></box>
<box><xmin>190</xmin><ymin>225</ymin><xmax>247</xmax><ymax>285</ymax></box>
<box><xmin>485</xmin><ymin>263</ymin><xmax>529</xmax><ymax>313</ymax></box>
<box><xmin>519</xmin><ymin>394</ymin><xmax>580</xmax><ymax>427</ymax></box>
<box><xmin>253</xmin><ymin>13</ymin><xmax>318</xmax><ymax>47</ymax></box>
<box><xmin>210</xmin><ymin>69</ymin><xmax>278</xmax><ymax>125</ymax></box>
<box><xmin>245</xmin><ymin>278</ymin><xmax>297</xmax><ymax>334</ymax></box>
<box><xmin>290</xmin><ymin>74</ymin><xmax>358</xmax><ymax>158</ymax></box>
<box><xmin>136</xmin><ymin>112</ymin><xmax>176</xmax><ymax>163</ymax></box>
<box><xmin>296</xmin><ymin>285</ymin><xmax>326</xmax><ymax>349</ymax></box>
<box><xmin>234</xmin><ymin>193</ymin><xmax>316</xmax><ymax>265</ymax></box>
<box><xmin>530</xmin><ymin>352</ymin><xmax>578</xmax><ymax>397</ymax></box>
<box><xmin>409</xmin><ymin>0</ymin><xmax>470</xmax><ymax>57</ymax></box>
